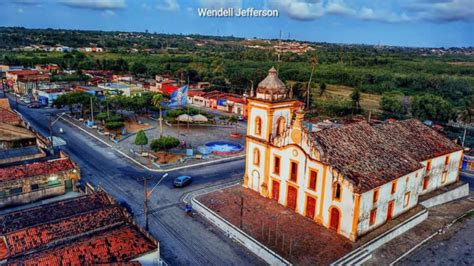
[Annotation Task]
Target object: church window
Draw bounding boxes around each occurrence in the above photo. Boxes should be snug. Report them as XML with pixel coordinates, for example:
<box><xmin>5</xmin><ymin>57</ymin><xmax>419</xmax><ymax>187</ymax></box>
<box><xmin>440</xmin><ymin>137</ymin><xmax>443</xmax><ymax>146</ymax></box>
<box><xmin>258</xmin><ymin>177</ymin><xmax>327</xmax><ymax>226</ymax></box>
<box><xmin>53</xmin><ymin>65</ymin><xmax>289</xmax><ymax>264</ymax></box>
<box><xmin>253</xmin><ymin>148</ymin><xmax>260</xmax><ymax>166</ymax></box>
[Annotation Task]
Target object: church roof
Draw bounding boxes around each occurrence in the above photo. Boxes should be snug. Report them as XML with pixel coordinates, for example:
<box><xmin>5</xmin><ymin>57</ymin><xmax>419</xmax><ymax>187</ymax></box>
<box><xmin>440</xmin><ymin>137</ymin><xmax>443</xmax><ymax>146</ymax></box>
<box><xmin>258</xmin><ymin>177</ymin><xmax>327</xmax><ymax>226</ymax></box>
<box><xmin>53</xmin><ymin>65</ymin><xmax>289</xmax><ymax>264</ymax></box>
<box><xmin>256</xmin><ymin>67</ymin><xmax>286</xmax><ymax>95</ymax></box>
<box><xmin>313</xmin><ymin>121</ymin><xmax>423</xmax><ymax>193</ymax></box>
<box><xmin>375</xmin><ymin>119</ymin><xmax>462</xmax><ymax>162</ymax></box>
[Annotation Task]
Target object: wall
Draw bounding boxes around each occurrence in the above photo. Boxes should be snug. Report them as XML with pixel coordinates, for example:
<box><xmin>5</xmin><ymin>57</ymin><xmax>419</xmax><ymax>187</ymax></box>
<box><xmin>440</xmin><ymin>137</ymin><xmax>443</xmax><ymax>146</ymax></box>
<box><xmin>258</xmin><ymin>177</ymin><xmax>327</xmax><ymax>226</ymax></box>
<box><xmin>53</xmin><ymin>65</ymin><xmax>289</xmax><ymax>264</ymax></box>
<box><xmin>419</xmin><ymin>150</ymin><xmax>463</xmax><ymax>195</ymax></box>
<box><xmin>357</xmin><ymin>168</ymin><xmax>423</xmax><ymax>236</ymax></box>
<box><xmin>420</xmin><ymin>183</ymin><xmax>469</xmax><ymax>208</ymax></box>
<box><xmin>0</xmin><ymin>169</ymin><xmax>79</xmax><ymax>208</ymax></box>
<box><xmin>192</xmin><ymin>198</ymin><xmax>290</xmax><ymax>266</ymax></box>
<box><xmin>0</xmin><ymin>185</ymin><xmax>65</xmax><ymax>208</ymax></box>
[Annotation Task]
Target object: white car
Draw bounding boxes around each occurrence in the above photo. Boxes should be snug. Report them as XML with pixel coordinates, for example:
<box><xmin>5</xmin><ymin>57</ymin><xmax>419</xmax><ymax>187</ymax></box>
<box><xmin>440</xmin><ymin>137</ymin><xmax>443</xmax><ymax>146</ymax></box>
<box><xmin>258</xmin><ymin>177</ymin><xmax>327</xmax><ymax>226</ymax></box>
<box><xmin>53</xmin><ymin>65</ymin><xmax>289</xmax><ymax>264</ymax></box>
<box><xmin>22</xmin><ymin>99</ymin><xmax>31</xmax><ymax>104</ymax></box>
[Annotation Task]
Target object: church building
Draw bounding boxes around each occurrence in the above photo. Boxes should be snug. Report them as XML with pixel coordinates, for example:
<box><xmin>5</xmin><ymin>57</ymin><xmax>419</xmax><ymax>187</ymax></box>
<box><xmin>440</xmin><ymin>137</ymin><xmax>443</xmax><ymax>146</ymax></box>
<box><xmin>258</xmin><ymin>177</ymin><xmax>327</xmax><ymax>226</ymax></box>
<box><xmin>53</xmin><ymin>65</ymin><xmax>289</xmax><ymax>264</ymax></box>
<box><xmin>243</xmin><ymin>67</ymin><xmax>463</xmax><ymax>241</ymax></box>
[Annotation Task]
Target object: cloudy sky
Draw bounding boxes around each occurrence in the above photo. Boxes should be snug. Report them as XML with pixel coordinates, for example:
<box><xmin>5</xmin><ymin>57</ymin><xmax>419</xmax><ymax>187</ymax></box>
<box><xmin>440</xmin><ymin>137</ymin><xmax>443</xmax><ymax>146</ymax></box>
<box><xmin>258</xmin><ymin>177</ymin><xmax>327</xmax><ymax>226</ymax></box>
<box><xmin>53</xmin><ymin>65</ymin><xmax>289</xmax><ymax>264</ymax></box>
<box><xmin>1</xmin><ymin>0</ymin><xmax>473</xmax><ymax>47</ymax></box>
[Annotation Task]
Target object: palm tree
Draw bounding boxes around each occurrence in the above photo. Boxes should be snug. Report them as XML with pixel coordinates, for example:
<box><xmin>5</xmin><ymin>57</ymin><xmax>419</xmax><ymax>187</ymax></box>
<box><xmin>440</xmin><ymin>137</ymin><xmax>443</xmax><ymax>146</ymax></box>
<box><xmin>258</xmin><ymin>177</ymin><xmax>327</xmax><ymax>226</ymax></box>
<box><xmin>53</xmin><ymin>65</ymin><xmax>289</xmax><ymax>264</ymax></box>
<box><xmin>285</xmin><ymin>80</ymin><xmax>296</xmax><ymax>99</ymax></box>
<box><xmin>458</xmin><ymin>99</ymin><xmax>473</xmax><ymax>147</ymax></box>
<box><xmin>306</xmin><ymin>56</ymin><xmax>318</xmax><ymax>109</ymax></box>
<box><xmin>152</xmin><ymin>93</ymin><xmax>164</xmax><ymax>137</ymax></box>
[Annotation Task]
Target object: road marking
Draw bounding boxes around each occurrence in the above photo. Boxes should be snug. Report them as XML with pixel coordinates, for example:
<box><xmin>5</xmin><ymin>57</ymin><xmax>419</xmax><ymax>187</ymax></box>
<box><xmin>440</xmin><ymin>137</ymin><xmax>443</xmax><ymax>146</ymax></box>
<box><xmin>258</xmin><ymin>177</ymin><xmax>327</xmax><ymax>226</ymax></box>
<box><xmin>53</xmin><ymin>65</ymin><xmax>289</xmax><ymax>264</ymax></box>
<box><xmin>59</xmin><ymin>115</ymin><xmax>245</xmax><ymax>173</ymax></box>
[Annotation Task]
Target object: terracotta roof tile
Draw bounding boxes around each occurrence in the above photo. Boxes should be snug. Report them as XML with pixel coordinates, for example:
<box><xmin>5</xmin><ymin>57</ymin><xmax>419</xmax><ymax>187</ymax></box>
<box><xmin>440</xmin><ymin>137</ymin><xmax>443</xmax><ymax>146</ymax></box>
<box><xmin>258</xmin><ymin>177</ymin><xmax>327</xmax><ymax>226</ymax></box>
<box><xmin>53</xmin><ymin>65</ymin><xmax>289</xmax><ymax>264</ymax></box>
<box><xmin>0</xmin><ymin>192</ymin><xmax>110</xmax><ymax>234</ymax></box>
<box><xmin>0</xmin><ymin>158</ymin><xmax>76</xmax><ymax>182</ymax></box>
<box><xmin>8</xmin><ymin>225</ymin><xmax>156</xmax><ymax>265</ymax></box>
<box><xmin>0</xmin><ymin>108</ymin><xmax>21</xmax><ymax>124</ymax></box>
<box><xmin>313</xmin><ymin>121</ymin><xmax>424</xmax><ymax>193</ymax></box>
<box><xmin>376</xmin><ymin>119</ymin><xmax>462</xmax><ymax>161</ymax></box>
<box><xmin>5</xmin><ymin>206</ymin><xmax>125</xmax><ymax>257</ymax></box>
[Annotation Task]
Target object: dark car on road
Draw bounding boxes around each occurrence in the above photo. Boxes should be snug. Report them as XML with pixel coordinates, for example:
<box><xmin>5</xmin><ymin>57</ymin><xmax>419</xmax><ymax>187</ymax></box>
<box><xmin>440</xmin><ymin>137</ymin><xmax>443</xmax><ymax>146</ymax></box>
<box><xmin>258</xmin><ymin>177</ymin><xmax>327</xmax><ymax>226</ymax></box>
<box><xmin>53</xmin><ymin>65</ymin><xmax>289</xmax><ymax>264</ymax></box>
<box><xmin>27</xmin><ymin>103</ymin><xmax>41</xmax><ymax>108</ymax></box>
<box><xmin>174</xmin><ymin>176</ymin><xmax>192</xmax><ymax>187</ymax></box>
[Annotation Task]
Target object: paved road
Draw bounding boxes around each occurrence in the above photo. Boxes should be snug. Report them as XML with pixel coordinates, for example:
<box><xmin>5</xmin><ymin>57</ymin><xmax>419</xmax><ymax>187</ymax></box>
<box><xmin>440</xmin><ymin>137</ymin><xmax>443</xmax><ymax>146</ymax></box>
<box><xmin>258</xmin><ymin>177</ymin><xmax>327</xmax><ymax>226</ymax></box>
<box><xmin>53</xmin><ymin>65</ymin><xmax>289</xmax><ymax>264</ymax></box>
<box><xmin>7</xmin><ymin>95</ymin><xmax>263</xmax><ymax>265</ymax></box>
<box><xmin>401</xmin><ymin>216</ymin><xmax>474</xmax><ymax>266</ymax></box>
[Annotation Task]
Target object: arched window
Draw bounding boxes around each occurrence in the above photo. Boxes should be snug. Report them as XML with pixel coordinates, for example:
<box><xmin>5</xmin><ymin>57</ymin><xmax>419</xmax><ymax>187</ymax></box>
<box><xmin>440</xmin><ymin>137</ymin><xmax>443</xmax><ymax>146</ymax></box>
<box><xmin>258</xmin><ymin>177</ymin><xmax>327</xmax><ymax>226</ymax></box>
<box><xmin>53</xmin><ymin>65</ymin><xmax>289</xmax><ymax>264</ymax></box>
<box><xmin>255</xmin><ymin>116</ymin><xmax>262</xmax><ymax>135</ymax></box>
<box><xmin>276</xmin><ymin>116</ymin><xmax>286</xmax><ymax>136</ymax></box>
<box><xmin>333</xmin><ymin>183</ymin><xmax>342</xmax><ymax>201</ymax></box>
<box><xmin>253</xmin><ymin>148</ymin><xmax>260</xmax><ymax>166</ymax></box>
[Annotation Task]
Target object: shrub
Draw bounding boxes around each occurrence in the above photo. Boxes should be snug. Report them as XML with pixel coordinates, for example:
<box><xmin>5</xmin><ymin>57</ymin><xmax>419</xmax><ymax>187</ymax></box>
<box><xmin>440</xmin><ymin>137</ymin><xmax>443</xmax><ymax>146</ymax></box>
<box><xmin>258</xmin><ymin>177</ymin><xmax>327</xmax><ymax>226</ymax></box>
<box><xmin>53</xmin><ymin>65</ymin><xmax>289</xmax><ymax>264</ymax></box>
<box><xmin>105</xmin><ymin>121</ymin><xmax>124</xmax><ymax>130</ymax></box>
<box><xmin>150</xmin><ymin>136</ymin><xmax>180</xmax><ymax>151</ymax></box>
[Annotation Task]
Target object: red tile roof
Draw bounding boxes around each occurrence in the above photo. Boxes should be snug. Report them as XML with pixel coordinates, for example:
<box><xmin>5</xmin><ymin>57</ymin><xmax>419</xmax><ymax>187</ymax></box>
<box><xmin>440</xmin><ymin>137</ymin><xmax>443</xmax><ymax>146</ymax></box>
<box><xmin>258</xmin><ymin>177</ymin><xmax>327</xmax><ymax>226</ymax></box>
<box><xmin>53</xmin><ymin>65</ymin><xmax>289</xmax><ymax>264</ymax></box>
<box><xmin>9</xmin><ymin>225</ymin><xmax>156</xmax><ymax>265</ymax></box>
<box><xmin>0</xmin><ymin>108</ymin><xmax>21</xmax><ymax>124</ymax></box>
<box><xmin>5</xmin><ymin>206</ymin><xmax>125</xmax><ymax>257</ymax></box>
<box><xmin>313</xmin><ymin>121</ymin><xmax>424</xmax><ymax>193</ymax></box>
<box><xmin>376</xmin><ymin>119</ymin><xmax>462</xmax><ymax>161</ymax></box>
<box><xmin>188</xmin><ymin>90</ymin><xmax>206</xmax><ymax>97</ymax></box>
<box><xmin>227</xmin><ymin>96</ymin><xmax>246</xmax><ymax>104</ymax></box>
<box><xmin>0</xmin><ymin>158</ymin><xmax>76</xmax><ymax>182</ymax></box>
<box><xmin>0</xmin><ymin>191</ymin><xmax>158</xmax><ymax>265</ymax></box>
<box><xmin>0</xmin><ymin>192</ymin><xmax>110</xmax><ymax>234</ymax></box>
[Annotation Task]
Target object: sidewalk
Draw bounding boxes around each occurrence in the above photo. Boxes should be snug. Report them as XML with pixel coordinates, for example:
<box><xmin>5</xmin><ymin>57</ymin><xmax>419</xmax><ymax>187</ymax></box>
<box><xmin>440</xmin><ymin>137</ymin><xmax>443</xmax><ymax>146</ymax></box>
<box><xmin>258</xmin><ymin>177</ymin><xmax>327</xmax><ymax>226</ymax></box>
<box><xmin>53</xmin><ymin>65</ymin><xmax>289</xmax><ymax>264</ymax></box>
<box><xmin>366</xmin><ymin>194</ymin><xmax>474</xmax><ymax>265</ymax></box>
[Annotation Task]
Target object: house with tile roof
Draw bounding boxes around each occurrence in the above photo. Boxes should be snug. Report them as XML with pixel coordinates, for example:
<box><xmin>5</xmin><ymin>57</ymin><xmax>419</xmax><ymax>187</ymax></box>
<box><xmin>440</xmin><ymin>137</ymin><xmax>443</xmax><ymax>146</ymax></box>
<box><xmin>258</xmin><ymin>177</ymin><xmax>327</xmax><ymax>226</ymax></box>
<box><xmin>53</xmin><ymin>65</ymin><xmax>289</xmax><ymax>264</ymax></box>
<box><xmin>243</xmin><ymin>67</ymin><xmax>463</xmax><ymax>241</ymax></box>
<box><xmin>0</xmin><ymin>191</ymin><xmax>160</xmax><ymax>265</ymax></box>
<box><xmin>0</xmin><ymin>156</ymin><xmax>80</xmax><ymax>208</ymax></box>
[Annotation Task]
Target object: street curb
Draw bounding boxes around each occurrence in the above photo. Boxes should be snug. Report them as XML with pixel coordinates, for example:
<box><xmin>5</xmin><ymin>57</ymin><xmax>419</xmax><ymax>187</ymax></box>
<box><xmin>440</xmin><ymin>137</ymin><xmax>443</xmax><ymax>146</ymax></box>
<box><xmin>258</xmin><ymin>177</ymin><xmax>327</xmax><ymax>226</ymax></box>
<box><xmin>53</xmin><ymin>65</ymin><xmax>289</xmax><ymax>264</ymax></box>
<box><xmin>389</xmin><ymin>207</ymin><xmax>474</xmax><ymax>265</ymax></box>
<box><xmin>59</xmin><ymin>115</ymin><xmax>245</xmax><ymax>172</ymax></box>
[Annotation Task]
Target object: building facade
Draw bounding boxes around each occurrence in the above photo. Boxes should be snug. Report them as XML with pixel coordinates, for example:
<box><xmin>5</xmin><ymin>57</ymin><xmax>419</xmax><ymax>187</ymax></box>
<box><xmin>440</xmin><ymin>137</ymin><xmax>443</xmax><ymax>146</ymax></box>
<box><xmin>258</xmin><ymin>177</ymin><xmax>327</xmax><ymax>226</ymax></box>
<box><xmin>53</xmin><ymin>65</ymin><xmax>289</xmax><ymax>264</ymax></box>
<box><xmin>243</xmin><ymin>67</ymin><xmax>462</xmax><ymax>241</ymax></box>
<box><xmin>0</xmin><ymin>156</ymin><xmax>80</xmax><ymax>208</ymax></box>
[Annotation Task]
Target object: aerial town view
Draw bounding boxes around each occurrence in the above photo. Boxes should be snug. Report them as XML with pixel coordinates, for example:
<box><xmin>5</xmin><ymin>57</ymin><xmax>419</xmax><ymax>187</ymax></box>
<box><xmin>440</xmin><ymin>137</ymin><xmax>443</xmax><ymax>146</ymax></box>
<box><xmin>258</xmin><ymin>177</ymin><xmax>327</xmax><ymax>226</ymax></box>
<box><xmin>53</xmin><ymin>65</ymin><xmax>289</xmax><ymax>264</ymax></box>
<box><xmin>0</xmin><ymin>0</ymin><xmax>473</xmax><ymax>265</ymax></box>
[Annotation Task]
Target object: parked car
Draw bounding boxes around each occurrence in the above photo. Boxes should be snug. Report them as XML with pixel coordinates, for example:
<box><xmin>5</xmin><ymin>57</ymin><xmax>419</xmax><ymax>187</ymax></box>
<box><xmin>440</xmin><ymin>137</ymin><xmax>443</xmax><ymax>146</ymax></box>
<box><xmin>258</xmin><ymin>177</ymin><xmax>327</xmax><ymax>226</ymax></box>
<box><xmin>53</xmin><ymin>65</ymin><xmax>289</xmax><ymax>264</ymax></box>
<box><xmin>173</xmin><ymin>176</ymin><xmax>192</xmax><ymax>187</ymax></box>
<box><xmin>27</xmin><ymin>103</ymin><xmax>41</xmax><ymax>108</ymax></box>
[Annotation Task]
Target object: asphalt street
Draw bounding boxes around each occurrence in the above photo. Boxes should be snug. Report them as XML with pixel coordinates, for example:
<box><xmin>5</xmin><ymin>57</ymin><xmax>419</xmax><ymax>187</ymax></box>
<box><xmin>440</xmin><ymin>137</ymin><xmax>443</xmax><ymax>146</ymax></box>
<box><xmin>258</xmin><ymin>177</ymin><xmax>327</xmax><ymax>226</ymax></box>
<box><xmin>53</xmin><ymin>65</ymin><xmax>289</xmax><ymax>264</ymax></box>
<box><xmin>6</xmin><ymin>95</ymin><xmax>263</xmax><ymax>265</ymax></box>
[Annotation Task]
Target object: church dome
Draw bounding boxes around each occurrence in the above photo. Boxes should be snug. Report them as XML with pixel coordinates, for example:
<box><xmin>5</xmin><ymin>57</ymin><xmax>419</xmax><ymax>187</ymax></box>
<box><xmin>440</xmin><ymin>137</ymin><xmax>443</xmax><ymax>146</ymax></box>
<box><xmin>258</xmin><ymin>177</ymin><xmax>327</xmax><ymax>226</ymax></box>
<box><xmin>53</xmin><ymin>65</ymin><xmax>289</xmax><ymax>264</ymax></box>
<box><xmin>257</xmin><ymin>67</ymin><xmax>286</xmax><ymax>95</ymax></box>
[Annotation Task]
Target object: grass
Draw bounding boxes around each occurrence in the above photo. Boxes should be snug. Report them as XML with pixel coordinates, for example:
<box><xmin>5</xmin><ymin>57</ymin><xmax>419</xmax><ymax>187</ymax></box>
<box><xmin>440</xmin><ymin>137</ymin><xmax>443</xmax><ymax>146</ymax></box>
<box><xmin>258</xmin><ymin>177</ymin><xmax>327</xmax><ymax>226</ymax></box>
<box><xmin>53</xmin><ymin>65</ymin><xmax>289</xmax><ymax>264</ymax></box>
<box><xmin>324</xmin><ymin>84</ymin><xmax>382</xmax><ymax>112</ymax></box>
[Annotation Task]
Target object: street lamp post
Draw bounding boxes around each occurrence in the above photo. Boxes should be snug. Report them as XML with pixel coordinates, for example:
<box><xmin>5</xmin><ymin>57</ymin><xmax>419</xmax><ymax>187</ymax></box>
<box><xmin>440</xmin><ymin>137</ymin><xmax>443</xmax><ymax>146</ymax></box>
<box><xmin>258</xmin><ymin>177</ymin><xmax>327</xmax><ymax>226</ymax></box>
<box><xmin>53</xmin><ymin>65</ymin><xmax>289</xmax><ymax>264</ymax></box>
<box><xmin>49</xmin><ymin>112</ymin><xmax>67</xmax><ymax>155</ymax></box>
<box><xmin>144</xmin><ymin>173</ymin><xmax>168</xmax><ymax>231</ymax></box>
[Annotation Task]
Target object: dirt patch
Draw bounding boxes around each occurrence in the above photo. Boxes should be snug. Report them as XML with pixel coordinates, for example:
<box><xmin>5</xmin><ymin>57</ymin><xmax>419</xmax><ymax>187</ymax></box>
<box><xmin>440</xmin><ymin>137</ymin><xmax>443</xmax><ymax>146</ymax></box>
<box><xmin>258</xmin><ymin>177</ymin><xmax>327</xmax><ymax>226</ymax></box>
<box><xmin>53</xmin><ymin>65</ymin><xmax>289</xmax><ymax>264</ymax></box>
<box><xmin>155</xmin><ymin>152</ymin><xmax>182</xmax><ymax>164</ymax></box>
<box><xmin>325</xmin><ymin>85</ymin><xmax>382</xmax><ymax>112</ymax></box>
<box><xmin>447</xmin><ymin>62</ymin><xmax>474</xmax><ymax>66</ymax></box>
<box><xmin>125</xmin><ymin>119</ymin><xmax>153</xmax><ymax>133</ymax></box>
<box><xmin>197</xmin><ymin>185</ymin><xmax>353</xmax><ymax>265</ymax></box>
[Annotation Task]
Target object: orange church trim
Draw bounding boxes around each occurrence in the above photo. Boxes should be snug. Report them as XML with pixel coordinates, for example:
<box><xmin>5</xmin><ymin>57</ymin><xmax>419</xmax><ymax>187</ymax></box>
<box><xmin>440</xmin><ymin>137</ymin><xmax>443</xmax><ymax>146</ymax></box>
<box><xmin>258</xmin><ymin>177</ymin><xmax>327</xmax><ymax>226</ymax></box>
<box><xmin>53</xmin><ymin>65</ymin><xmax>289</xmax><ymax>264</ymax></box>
<box><xmin>318</xmin><ymin>165</ymin><xmax>328</xmax><ymax>221</ymax></box>
<box><xmin>351</xmin><ymin>194</ymin><xmax>360</xmax><ymax>239</ymax></box>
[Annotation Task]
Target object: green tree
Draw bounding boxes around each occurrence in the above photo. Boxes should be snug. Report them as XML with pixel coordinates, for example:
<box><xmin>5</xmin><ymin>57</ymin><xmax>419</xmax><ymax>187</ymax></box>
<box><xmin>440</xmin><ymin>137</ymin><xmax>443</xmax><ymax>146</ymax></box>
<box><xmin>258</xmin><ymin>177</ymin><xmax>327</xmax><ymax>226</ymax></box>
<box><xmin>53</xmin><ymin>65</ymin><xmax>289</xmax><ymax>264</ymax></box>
<box><xmin>411</xmin><ymin>94</ymin><xmax>452</xmax><ymax>122</ymax></box>
<box><xmin>134</xmin><ymin>130</ymin><xmax>148</xmax><ymax>153</ymax></box>
<box><xmin>150</xmin><ymin>136</ymin><xmax>180</xmax><ymax>152</ymax></box>
<box><xmin>105</xmin><ymin>121</ymin><xmax>124</xmax><ymax>131</ymax></box>
<box><xmin>350</xmin><ymin>88</ymin><xmax>361</xmax><ymax>113</ymax></box>
<box><xmin>131</xmin><ymin>62</ymin><xmax>148</xmax><ymax>76</ymax></box>
<box><xmin>380</xmin><ymin>93</ymin><xmax>406</xmax><ymax>119</ymax></box>
<box><xmin>152</xmin><ymin>93</ymin><xmax>165</xmax><ymax>137</ymax></box>
<box><xmin>319</xmin><ymin>82</ymin><xmax>327</xmax><ymax>97</ymax></box>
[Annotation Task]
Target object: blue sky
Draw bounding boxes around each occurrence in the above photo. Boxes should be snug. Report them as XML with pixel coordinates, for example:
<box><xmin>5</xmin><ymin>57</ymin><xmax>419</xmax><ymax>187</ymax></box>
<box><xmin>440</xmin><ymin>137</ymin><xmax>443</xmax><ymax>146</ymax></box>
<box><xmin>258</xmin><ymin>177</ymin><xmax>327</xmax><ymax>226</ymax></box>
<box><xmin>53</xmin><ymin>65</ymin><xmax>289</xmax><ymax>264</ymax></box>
<box><xmin>1</xmin><ymin>0</ymin><xmax>473</xmax><ymax>47</ymax></box>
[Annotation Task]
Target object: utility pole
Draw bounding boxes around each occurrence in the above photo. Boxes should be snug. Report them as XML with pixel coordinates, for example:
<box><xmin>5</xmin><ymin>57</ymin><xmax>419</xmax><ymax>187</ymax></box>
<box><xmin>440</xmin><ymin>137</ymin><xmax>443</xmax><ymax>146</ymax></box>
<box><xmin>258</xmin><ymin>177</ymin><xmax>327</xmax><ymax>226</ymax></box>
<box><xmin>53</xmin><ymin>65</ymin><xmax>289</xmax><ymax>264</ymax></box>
<box><xmin>144</xmin><ymin>177</ymin><xmax>148</xmax><ymax>231</ymax></box>
<box><xmin>234</xmin><ymin>195</ymin><xmax>249</xmax><ymax>229</ymax></box>
<box><xmin>143</xmin><ymin>173</ymin><xmax>168</xmax><ymax>231</ymax></box>
<box><xmin>90</xmin><ymin>96</ymin><xmax>94</xmax><ymax>123</ymax></box>
<box><xmin>49</xmin><ymin>114</ymin><xmax>54</xmax><ymax>154</ymax></box>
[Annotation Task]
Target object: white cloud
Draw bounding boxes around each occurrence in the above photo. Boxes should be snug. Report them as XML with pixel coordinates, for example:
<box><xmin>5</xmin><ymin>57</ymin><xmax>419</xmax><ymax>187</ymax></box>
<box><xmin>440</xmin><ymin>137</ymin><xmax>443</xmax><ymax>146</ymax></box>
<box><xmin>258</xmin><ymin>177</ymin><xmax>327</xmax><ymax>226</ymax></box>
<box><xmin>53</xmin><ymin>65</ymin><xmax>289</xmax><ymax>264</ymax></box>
<box><xmin>267</xmin><ymin>0</ymin><xmax>325</xmax><ymax>20</ymax></box>
<box><xmin>59</xmin><ymin>0</ymin><xmax>126</xmax><ymax>10</ymax></box>
<box><xmin>156</xmin><ymin>0</ymin><xmax>180</xmax><ymax>11</ymax></box>
<box><xmin>17</xmin><ymin>8</ymin><xmax>24</xmax><ymax>13</ymax></box>
<box><xmin>326</xmin><ymin>0</ymin><xmax>355</xmax><ymax>16</ymax></box>
<box><xmin>402</xmin><ymin>0</ymin><xmax>474</xmax><ymax>22</ymax></box>
<box><xmin>267</xmin><ymin>0</ymin><xmax>473</xmax><ymax>23</ymax></box>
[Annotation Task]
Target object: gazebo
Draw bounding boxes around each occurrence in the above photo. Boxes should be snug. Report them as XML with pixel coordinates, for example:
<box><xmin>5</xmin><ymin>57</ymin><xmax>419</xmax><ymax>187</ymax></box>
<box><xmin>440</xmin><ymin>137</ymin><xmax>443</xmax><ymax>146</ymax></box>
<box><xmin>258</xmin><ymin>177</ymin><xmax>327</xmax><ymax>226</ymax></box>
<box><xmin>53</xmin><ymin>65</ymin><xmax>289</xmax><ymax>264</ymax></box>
<box><xmin>176</xmin><ymin>114</ymin><xmax>193</xmax><ymax>122</ymax></box>
<box><xmin>192</xmin><ymin>114</ymin><xmax>208</xmax><ymax>123</ymax></box>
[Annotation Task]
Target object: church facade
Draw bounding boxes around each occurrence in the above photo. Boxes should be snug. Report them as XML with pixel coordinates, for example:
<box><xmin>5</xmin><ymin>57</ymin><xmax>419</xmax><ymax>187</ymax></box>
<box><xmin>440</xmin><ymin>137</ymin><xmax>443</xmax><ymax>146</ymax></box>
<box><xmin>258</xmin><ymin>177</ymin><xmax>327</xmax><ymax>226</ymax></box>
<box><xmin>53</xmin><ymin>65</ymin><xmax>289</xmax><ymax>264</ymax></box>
<box><xmin>243</xmin><ymin>67</ymin><xmax>463</xmax><ymax>241</ymax></box>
